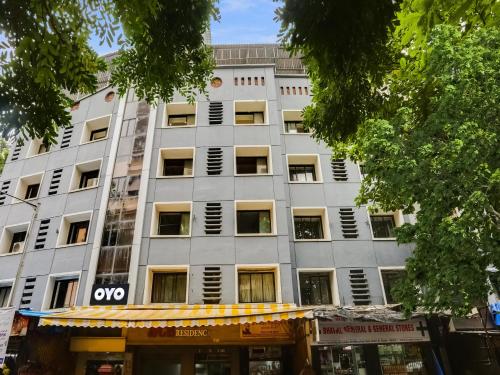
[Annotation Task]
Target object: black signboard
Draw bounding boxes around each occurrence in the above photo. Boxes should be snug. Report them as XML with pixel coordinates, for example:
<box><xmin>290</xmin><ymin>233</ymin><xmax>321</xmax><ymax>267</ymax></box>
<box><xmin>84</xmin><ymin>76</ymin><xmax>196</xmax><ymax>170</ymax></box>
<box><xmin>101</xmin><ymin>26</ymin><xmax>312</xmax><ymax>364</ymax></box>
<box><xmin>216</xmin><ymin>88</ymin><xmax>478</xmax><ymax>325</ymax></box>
<box><xmin>90</xmin><ymin>283</ymin><xmax>129</xmax><ymax>306</ymax></box>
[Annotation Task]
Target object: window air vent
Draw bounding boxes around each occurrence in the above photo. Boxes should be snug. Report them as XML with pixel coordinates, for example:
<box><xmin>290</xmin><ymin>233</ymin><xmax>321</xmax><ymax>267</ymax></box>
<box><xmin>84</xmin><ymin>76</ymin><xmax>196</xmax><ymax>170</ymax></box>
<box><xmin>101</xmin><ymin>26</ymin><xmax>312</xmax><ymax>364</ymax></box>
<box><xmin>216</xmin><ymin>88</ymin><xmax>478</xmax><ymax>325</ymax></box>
<box><xmin>20</xmin><ymin>277</ymin><xmax>37</xmax><ymax>308</ymax></box>
<box><xmin>332</xmin><ymin>159</ymin><xmax>348</xmax><ymax>181</ymax></box>
<box><xmin>208</xmin><ymin>101</ymin><xmax>223</xmax><ymax>125</ymax></box>
<box><xmin>207</xmin><ymin>147</ymin><xmax>223</xmax><ymax>175</ymax></box>
<box><xmin>339</xmin><ymin>208</ymin><xmax>358</xmax><ymax>238</ymax></box>
<box><xmin>349</xmin><ymin>269</ymin><xmax>371</xmax><ymax>305</ymax></box>
<box><xmin>203</xmin><ymin>266</ymin><xmax>222</xmax><ymax>304</ymax></box>
<box><xmin>60</xmin><ymin>126</ymin><xmax>74</xmax><ymax>148</ymax></box>
<box><xmin>205</xmin><ymin>202</ymin><xmax>222</xmax><ymax>235</ymax></box>
<box><xmin>48</xmin><ymin>168</ymin><xmax>63</xmax><ymax>196</ymax></box>
<box><xmin>11</xmin><ymin>143</ymin><xmax>22</xmax><ymax>161</ymax></box>
<box><xmin>0</xmin><ymin>180</ymin><xmax>11</xmax><ymax>205</ymax></box>
<box><xmin>34</xmin><ymin>219</ymin><xmax>50</xmax><ymax>250</ymax></box>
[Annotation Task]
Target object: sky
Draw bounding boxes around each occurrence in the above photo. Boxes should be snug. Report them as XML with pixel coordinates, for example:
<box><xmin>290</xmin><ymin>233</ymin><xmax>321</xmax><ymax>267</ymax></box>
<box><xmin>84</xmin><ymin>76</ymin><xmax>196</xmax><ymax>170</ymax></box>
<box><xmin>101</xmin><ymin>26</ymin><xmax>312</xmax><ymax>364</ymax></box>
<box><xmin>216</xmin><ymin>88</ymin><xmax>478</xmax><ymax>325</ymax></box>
<box><xmin>90</xmin><ymin>0</ymin><xmax>281</xmax><ymax>55</ymax></box>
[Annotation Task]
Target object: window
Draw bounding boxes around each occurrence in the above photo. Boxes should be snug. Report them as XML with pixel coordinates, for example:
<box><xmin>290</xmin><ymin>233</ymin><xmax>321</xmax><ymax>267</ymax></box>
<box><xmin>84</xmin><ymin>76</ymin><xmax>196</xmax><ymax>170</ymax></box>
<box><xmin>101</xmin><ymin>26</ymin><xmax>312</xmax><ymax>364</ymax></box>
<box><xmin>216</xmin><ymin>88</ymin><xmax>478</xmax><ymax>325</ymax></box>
<box><xmin>70</xmin><ymin>159</ymin><xmax>102</xmax><ymax>191</ymax></box>
<box><xmin>79</xmin><ymin>170</ymin><xmax>99</xmax><ymax>189</ymax></box>
<box><xmin>283</xmin><ymin>110</ymin><xmax>309</xmax><ymax>134</ymax></box>
<box><xmin>67</xmin><ymin>221</ymin><xmax>89</xmax><ymax>244</ymax></box>
<box><xmin>287</xmin><ymin>154</ymin><xmax>322</xmax><ymax>182</ymax></box>
<box><xmin>234</xmin><ymin>101</ymin><xmax>267</xmax><ymax>125</ymax></box>
<box><xmin>235</xmin><ymin>201</ymin><xmax>275</xmax><ymax>236</ymax></box>
<box><xmin>299</xmin><ymin>272</ymin><xmax>332</xmax><ymax>305</ymax></box>
<box><xmin>292</xmin><ymin>208</ymin><xmax>330</xmax><ymax>241</ymax></box>
<box><xmin>0</xmin><ymin>223</ymin><xmax>30</xmax><ymax>254</ymax></box>
<box><xmin>370</xmin><ymin>215</ymin><xmax>396</xmax><ymax>238</ymax></box>
<box><xmin>9</xmin><ymin>231</ymin><xmax>26</xmax><ymax>253</ymax></box>
<box><xmin>152</xmin><ymin>202</ymin><xmax>192</xmax><ymax>237</ymax></box>
<box><xmin>165</xmin><ymin>103</ymin><xmax>196</xmax><ymax>127</ymax></box>
<box><xmin>234</xmin><ymin>146</ymin><xmax>271</xmax><ymax>175</ymax></box>
<box><xmin>50</xmin><ymin>277</ymin><xmax>78</xmax><ymax>309</ymax></box>
<box><xmin>26</xmin><ymin>139</ymin><xmax>50</xmax><ymax>157</ymax></box>
<box><xmin>81</xmin><ymin>115</ymin><xmax>111</xmax><ymax>144</ymax></box>
<box><xmin>158</xmin><ymin>148</ymin><xmax>194</xmax><ymax>177</ymax></box>
<box><xmin>151</xmin><ymin>272</ymin><xmax>187</xmax><ymax>303</ymax></box>
<box><xmin>380</xmin><ymin>269</ymin><xmax>406</xmax><ymax>304</ymax></box>
<box><xmin>38</xmin><ymin>143</ymin><xmax>50</xmax><ymax>154</ymax></box>
<box><xmin>238</xmin><ymin>271</ymin><xmax>276</xmax><ymax>303</ymax></box>
<box><xmin>25</xmin><ymin>183</ymin><xmax>40</xmax><ymax>199</ymax></box>
<box><xmin>0</xmin><ymin>285</ymin><xmax>12</xmax><ymax>307</ymax></box>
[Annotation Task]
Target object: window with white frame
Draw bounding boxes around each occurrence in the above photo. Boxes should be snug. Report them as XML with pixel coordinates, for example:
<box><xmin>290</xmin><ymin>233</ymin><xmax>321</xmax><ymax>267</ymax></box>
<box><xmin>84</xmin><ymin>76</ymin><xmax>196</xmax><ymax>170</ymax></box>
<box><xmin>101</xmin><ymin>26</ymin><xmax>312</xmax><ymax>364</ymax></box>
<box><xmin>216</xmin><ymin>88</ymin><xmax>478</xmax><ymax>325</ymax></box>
<box><xmin>81</xmin><ymin>115</ymin><xmax>111</xmax><ymax>144</ymax></box>
<box><xmin>238</xmin><ymin>268</ymin><xmax>277</xmax><ymax>303</ymax></box>
<box><xmin>287</xmin><ymin>154</ymin><xmax>322</xmax><ymax>182</ymax></box>
<box><xmin>283</xmin><ymin>110</ymin><xmax>309</xmax><ymax>134</ymax></box>
<box><xmin>26</xmin><ymin>139</ymin><xmax>50</xmax><ymax>157</ymax></box>
<box><xmin>69</xmin><ymin>159</ymin><xmax>102</xmax><ymax>191</ymax></box>
<box><xmin>150</xmin><ymin>271</ymin><xmax>188</xmax><ymax>303</ymax></box>
<box><xmin>299</xmin><ymin>271</ymin><xmax>333</xmax><ymax>305</ymax></box>
<box><xmin>235</xmin><ymin>201</ymin><xmax>275</xmax><ymax>236</ymax></box>
<box><xmin>370</xmin><ymin>211</ymin><xmax>404</xmax><ymax>239</ymax></box>
<box><xmin>56</xmin><ymin>212</ymin><xmax>92</xmax><ymax>247</ymax></box>
<box><xmin>152</xmin><ymin>202</ymin><xmax>192</xmax><ymax>237</ymax></box>
<box><xmin>0</xmin><ymin>283</ymin><xmax>12</xmax><ymax>307</ymax></box>
<box><xmin>235</xmin><ymin>146</ymin><xmax>271</xmax><ymax>175</ymax></box>
<box><xmin>292</xmin><ymin>207</ymin><xmax>330</xmax><ymax>240</ymax></box>
<box><xmin>380</xmin><ymin>269</ymin><xmax>406</xmax><ymax>304</ymax></box>
<box><xmin>0</xmin><ymin>223</ymin><xmax>29</xmax><ymax>255</ymax></box>
<box><xmin>165</xmin><ymin>103</ymin><xmax>196</xmax><ymax>127</ymax></box>
<box><xmin>234</xmin><ymin>101</ymin><xmax>267</xmax><ymax>125</ymax></box>
<box><xmin>157</xmin><ymin>148</ymin><xmax>194</xmax><ymax>177</ymax></box>
<box><xmin>14</xmin><ymin>172</ymin><xmax>43</xmax><ymax>200</ymax></box>
<box><xmin>49</xmin><ymin>276</ymin><xmax>79</xmax><ymax>309</ymax></box>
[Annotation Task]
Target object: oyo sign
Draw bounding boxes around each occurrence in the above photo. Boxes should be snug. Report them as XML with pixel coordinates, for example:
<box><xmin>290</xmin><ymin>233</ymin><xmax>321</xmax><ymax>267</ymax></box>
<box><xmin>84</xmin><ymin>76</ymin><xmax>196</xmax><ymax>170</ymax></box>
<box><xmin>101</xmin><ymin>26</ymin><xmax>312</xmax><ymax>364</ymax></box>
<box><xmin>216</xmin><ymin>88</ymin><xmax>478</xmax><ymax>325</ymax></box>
<box><xmin>90</xmin><ymin>284</ymin><xmax>129</xmax><ymax>305</ymax></box>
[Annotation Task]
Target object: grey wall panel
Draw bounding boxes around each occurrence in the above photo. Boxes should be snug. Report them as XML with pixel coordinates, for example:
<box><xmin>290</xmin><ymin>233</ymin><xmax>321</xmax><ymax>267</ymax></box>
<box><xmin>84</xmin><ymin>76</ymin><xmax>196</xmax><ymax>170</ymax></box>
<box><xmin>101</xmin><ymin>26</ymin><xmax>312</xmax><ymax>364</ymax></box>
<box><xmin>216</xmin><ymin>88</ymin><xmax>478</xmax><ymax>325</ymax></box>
<box><xmin>333</xmin><ymin>241</ymin><xmax>378</xmax><ymax>268</ymax></box>
<box><xmin>47</xmin><ymin>148</ymin><xmax>78</xmax><ymax>169</ymax></box>
<box><xmin>324</xmin><ymin>183</ymin><xmax>361</xmax><ymax>207</ymax></box>
<box><xmin>294</xmin><ymin>242</ymin><xmax>334</xmax><ymax>268</ymax></box>
<box><xmin>65</xmin><ymin>190</ymin><xmax>99</xmax><ymax>213</ymax></box>
<box><xmin>192</xmin><ymin>177</ymin><xmax>235</xmax><ymax>202</ymax></box>
<box><xmin>154</xmin><ymin>179</ymin><xmax>194</xmax><ymax>202</ymax></box>
<box><xmin>160</xmin><ymin>129</ymin><xmax>197</xmax><ymax>147</ymax></box>
<box><xmin>279</xmin><ymin>264</ymin><xmax>294</xmax><ymax>303</ymax></box>
<box><xmin>0</xmin><ymin>253</ymin><xmax>21</xmax><ymax>279</ymax></box>
<box><xmin>21</xmin><ymin>249</ymin><xmax>54</xmax><ymax>277</ymax></box>
<box><xmin>148</xmin><ymin>238</ymin><xmax>191</xmax><ymax>265</ymax></box>
<box><xmin>235</xmin><ymin>237</ymin><xmax>279</xmax><ymax>264</ymax></box>
<box><xmin>288</xmin><ymin>184</ymin><xmax>327</xmax><ymax>207</ymax></box>
<box><xmin>277</xmin><ymin>236</ymin><xmax>292</xmax><ymax>264</ymax></box>
<box><xmin>195</xmin><ymin>127</ymin><xmax>234</xmax><ymax>147</ymax></box>
<box><xmin>50</xmin><ymin>246</ymin><xmax>87</xmax><ymax>274</ymax></box>
<box><xmin>234</xmin><ymin>126</ymin><xmax>274</xmax><ymax>145</ymax></box>
<box><xmin>373</xmin><ymin>242</ymin><xmax>413</xmax><ymax>266</ymax></box>
<box><xmin>234</xmin><ymin>177</ymin><xmax>275</xmax><ymax>200</ymax></box>
<box><xmin>189</xmin><ymin>237</ymin><xmax>236</xmax><ymax>265</ymax></box>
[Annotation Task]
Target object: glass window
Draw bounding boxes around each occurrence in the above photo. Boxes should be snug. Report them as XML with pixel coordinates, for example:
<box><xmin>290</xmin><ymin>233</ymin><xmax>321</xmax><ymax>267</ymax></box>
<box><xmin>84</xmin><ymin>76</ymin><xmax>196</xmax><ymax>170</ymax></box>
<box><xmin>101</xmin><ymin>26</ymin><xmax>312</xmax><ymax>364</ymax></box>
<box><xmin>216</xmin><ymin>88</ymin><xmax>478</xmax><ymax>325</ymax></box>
<box><xmin>67</xmin><ymin>221</ymin><xmax>89</xmax><ymax>244</ymax></box>
<box><xmin>294</xmin><ymin>216</ymin><xmax>324</xmax><ymax>239</ymax></box>
<box><xmin>378</xmin><ymin>344</ymin><xmax>428</xmax><ymax>375</ymax></box>
<box><xmin>50</xmin><ymin>278</ymin><xmax>78</xmax><ymax>309</ymax></box>
<box><xmin>236</xmin><ymin>157</ymin><xmax>268</xmax><ymax>174</ymax></box>
<box><xmin>318</xmin><ymin>346</ymin><xmax>366</xmax><ymax>375</ymax></box>
<box><xmin>151</xmin><ymin>272</ymin><xmax>187</xmax><ymax>303</ymax></box>
<box><xmin>90</xmin><ymin>128</ymin><xmax>108</xmax><ymax>141</ymax></box>
<box><xmin>300</xmin><ymin>273</ymin><xmax>332</xmax><ymax>305</ymax></box>
<box><xmin>9</xmin><ymin>231</ymin><xmax>26</xmax><ymax>253</ymax></box>
<box><xmin>25</xmin><ymin>183</ymin><xmax>40</xmax><ymax>199</ymax></box>
<box><xmin>163</xmin><ymin>159</ymin><xmax>193</xmax><ymax>176</ymax></box>
<box><xmin>158</xmin><ymin>212</ymin><xmax>190</xmax><ymax>235</ymax></box>
<box><xmin>284</xmin><ymin>121</ymin><xmax>307</xmax><ymax>133</ymax></box>
<box><xmin>237</xmin><ymin>210</ymin><xmax>271</xmax><ymax>234</ymax></box>
<box><xmin>371</xmin><ymin>215</ymin><xmax>396</xmax><ymax>238</ymax></box>
<box><xmin>167</xmin><ymin>114</ymin><xmax>195</xmax><ymax>126</ymax></box>
<box><xmin>235</xmin><ymin>112</ymin><xmax>264</xmax><ymax>125</ymax></box>
<box><xmin>38</xmin><ymin>143</ymin><xmax>50</xmax><ymax>154</ymax></box>
<box><xmin>289</xmin><ymin>164</ymin><xmax>316</xmax><ymax>182</ymax></box>
<box><xmin>238</xmin><ymin>272</ymin><xmax>276</xmax><ymax>303</ymax></box>
<box><xmin>381</xmin><ymin>270</ymin><xmax>406</xmax><ymax>304</ymax></box>
<box><xmin>0</xmin><ymin>286</ymin><xmax>12</xmax><ymax>307</ymax></box>
<box><xmin>79</xmin><ymin>170</ymin><xmax>99</xmax><ymax>189</ymax></box>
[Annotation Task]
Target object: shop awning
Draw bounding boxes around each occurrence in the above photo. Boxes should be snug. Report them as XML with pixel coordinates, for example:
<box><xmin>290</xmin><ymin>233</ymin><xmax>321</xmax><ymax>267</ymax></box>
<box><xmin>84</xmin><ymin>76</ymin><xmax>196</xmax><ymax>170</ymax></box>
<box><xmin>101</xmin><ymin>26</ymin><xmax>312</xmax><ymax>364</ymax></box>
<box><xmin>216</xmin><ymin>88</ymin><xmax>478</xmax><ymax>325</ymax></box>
<box><xmin>39</xmin><ymin>303</ymin><xmax>313</xmax><ymax>328</ymax></box>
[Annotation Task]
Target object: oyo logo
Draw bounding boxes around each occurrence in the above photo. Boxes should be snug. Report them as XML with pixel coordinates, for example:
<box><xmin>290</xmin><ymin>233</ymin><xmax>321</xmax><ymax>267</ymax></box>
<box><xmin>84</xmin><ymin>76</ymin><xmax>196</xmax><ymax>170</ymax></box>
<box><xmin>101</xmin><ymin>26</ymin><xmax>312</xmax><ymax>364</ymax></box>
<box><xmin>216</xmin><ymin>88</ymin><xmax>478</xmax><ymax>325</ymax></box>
<box><xmin>94</xmin><ymin>287</ymin><xmax>126</xmax><ymax>302</ymax></box>
<box><xmin>90</xmin><ymin>283</ymin><xmax>129</xmax><ymax>305</ymax></box>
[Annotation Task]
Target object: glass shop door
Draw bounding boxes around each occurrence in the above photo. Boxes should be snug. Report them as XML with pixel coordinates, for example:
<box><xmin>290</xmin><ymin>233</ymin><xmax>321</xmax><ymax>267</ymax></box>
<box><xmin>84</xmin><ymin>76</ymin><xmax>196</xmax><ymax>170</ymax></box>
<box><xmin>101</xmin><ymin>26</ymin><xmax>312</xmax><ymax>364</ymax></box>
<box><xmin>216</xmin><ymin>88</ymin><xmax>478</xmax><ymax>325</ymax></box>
<box><xmin>318</xmin><ymin>346</ymin><xmax>367</xmax><ymax>375</ymax></box>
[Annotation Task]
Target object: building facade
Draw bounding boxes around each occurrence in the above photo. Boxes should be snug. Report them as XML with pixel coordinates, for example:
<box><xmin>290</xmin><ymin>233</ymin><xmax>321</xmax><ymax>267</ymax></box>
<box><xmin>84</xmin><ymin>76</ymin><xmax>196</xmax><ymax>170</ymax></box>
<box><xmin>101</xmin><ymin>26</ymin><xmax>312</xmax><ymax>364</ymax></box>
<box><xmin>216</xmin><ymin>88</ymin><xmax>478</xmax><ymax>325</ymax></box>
<box><xmin>0</xmin><ymin>45</ymin><xmax>439</xmax><ymax>375</ymax></box>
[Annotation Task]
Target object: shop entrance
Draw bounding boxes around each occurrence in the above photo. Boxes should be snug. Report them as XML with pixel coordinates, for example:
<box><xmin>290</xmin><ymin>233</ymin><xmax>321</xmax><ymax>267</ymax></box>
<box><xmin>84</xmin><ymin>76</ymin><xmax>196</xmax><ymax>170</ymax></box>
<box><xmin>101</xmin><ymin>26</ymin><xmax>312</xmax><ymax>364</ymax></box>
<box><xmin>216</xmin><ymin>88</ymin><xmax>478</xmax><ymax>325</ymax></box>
<box><xmin>195</xmin><ymin>350</ymin><xmax>231</xmax><ymax>375</ymax></box>
<box><xmin>317</xmin><ymin>345</ymin><xmax>367</xmax><ymax>375</ymax></box>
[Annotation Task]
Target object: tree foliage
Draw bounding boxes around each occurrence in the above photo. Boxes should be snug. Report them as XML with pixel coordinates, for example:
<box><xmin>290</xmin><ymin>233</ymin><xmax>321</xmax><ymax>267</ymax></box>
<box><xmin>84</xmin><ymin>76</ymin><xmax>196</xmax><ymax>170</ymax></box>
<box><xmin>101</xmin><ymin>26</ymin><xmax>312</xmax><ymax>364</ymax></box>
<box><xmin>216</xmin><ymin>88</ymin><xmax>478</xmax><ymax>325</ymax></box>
<box><xmin>0</xmin><ymin>138</ymin><xmax>8</xmax><ymax>173</ymax></box>
<box><xmin>0</xmin><ymin>0</ymin><xmax>217</xmax><ymax>143</ymax></box>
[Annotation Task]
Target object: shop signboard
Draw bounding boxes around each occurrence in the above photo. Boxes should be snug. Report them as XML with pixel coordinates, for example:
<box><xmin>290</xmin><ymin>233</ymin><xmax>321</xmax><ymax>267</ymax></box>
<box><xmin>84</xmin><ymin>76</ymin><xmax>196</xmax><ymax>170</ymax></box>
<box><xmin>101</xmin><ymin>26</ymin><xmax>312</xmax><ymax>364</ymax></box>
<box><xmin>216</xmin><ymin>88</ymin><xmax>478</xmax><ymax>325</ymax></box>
<box><xmin>240</xmin><ymin>322</ymin><xmax>291</xmax><ymax>339</ymax></box>
<box><xmin>317</xmin><ymin>317</ymin><xmax>430</xmax><ymax>345</ymax></box>
<box><xmin>0</xmin><ymin>307</ymin><xmax>15</xmax><ymax>365</ymax></box>
<box><xmin>90</xmin><ymin>283</ymin><xmax>129</xmax><ymax>305</ymax></box>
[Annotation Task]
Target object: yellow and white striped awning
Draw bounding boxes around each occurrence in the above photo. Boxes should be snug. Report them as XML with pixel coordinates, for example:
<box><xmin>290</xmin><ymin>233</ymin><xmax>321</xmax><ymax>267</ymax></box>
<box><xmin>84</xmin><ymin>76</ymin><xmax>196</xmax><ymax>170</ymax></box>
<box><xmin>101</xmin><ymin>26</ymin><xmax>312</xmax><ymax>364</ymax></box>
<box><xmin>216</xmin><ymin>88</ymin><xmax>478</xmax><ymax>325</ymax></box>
<box><xmin>39</xmin><ymin>304</ymin><xmax>313</xmax><ymax>328</ymax></box>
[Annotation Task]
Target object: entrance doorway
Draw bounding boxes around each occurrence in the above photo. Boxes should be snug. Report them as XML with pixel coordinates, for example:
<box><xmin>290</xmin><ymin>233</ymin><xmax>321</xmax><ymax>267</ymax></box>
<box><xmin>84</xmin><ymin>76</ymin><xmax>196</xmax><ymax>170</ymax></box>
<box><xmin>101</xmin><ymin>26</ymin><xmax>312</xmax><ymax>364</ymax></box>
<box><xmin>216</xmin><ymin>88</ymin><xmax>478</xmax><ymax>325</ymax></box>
<box><xmin>195</xmin><ymin>350</ymin><xmax>231</xmax><ymax>375</ymax></box>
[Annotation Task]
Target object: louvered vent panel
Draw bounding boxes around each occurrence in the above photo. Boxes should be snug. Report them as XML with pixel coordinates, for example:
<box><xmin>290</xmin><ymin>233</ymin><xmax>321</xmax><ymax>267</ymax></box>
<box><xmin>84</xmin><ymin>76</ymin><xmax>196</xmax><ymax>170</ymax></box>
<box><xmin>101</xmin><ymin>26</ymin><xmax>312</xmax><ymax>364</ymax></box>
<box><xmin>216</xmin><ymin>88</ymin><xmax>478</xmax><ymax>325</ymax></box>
<box><xmin>208</xmin><ymin>101</ymin><xmax>223</xmax><ymax>125</ymax></box>
<box><xmin>11</xmin><ymin>143</ymin><xmax>22</xmax><ymax>161</ymax></box>
<box><xmin>349</xmin><ymin>269</ymin><xmax>371</xmax><ymax>305</ymax></box>
<box><xmin>34</xmin><ymin>219</ymin><xmax>50</xmax><ymax>250</ymax></box>
<box><xmin>48</xmin><ymin>169</ymin><xmax>63</xmax><ymax>196</ymax></box>
<box><xmin>203</xmin><ymin>266</ymin><xmax>222</xmax><ymax>304</ymax></box>
<box><xmin>332</xmin><ymin>159</ymin><xmax>348</xmax><ymax>181</ymax></box>
<box><xmin>20</xmin><ymin>277</ymin><xmax>37</xmax><ymax>308</ymax></box>
<box><xmin>339</xmin><ymin>208</ymin><xmax>358</xmax><ymax>238</ymax></box>
<box><xmin>0</xmin><ymin>180</ymin><xmax>10</xmax><ymax>205</ymax></box>
<box><xmin>207</xmin><ymin>147</ymin><xmax>223</xmax><ymax>175</ymax></box>
<box><xmin>205</xmin><ymin>202</ymin><xmax>222</xmax><ymax>234</ymax></box>
<box><xmin>60</xmin><ymin>126</ymin><xmax>73</xmax><ymax>148</ymax></box>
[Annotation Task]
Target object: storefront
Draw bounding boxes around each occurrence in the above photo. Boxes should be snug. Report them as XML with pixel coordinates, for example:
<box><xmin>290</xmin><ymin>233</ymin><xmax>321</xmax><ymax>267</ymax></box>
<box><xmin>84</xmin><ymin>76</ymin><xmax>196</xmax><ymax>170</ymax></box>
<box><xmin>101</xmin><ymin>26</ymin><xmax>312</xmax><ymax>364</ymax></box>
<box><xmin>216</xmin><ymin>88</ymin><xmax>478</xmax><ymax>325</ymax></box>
<box><xmin>312</xmin><ymin>316</ymin><xmax>440</xmax><ymax>375</ymax></box>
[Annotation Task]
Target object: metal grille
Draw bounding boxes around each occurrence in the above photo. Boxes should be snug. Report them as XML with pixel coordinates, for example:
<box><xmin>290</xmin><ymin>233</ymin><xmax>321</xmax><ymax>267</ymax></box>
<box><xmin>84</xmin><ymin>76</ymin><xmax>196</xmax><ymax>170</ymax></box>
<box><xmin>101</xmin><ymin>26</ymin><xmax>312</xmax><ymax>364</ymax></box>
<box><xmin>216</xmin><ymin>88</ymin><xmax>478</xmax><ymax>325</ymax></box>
<box><xmin>20</xmin><ymin>277</ymin><xmax>36</xmax><ymax>308</ymax></box>
<box><xmin>204</xmin><ymin>202</ymin><xmax>222</xmax><ymax>235</ymax></box>
<box><xmin>207</xmin><ymin>148</ymin><xmax>223</xmax><ymax>175</ymax></box>
<box><xmin>203</xmin><ymin>266</ymin><xmax>222</xmax><ymax>304</ymax></box>
<box><xmin>208</xmin><ymin>101</ymin><xmax>223</xmax><ymax>125</ymax></box>
<box><xmin>34</xmin><ymin>219</ymin><xmax>50</xmax><ymax>250</ymax></box>
<box><xmin>349</xmin><ymin>269</ymin><xmax>371</xmax><ymax>305</ymax></box>
<box><xmin>11</xmin><ymin>143</ymin><xmax>22</xmax><ymax>161</ymax></box>
<box><xmin>0</xmin><ymin>180</ymin><xmax>10</xmax><ymax>205</ymax></box>
<box><xmin>48</xmin><ymin>169</ymin><xmax>63</xmax><ymax>196</ymax></box>
<box><xmin>60</xmin><ymin>126</ymin><xmax>74</xmax><ymax>149</ymax></box>
<box><xmin>332</xmin><ymin>159</ymin><xmax>348</xmax><ymax>181</ymax></box>
<box><xmin>339</xmin><ymin>208</ymin><xmax>358</xmax><ymax>238</ymax></box>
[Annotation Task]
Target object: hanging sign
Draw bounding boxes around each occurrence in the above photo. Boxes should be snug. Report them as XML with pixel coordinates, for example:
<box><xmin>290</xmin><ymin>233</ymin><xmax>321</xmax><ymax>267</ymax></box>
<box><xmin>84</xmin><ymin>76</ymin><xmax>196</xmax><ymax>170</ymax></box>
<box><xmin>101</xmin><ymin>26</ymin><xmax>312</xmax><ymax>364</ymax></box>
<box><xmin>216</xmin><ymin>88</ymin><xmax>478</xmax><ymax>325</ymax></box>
<box><xmin>0</xmin><ymin>307</ymin><xmax>16</xmax><ymax>365</ymax></box>
<box><xmin>317</xmin><ymin>317</ymin><xmax>430</xmax><ymax>345</ymax></box>
<box><xmin>90</xmin><ymin>284</ymin><xmax>129</xmax><ymax>305</ymax></box>
<box><xmin>240</xmin><ymin>322</ymin><xmax>291</xmax><ymax>339</ymax></box>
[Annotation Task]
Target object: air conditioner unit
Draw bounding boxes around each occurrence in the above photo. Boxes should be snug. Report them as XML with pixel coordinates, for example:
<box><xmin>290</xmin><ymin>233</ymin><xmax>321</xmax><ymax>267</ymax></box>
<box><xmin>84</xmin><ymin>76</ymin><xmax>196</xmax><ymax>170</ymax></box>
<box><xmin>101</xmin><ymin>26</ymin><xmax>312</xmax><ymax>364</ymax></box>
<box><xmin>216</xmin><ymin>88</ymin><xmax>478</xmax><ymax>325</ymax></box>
<box><xmin>11</xmin><ymin>241</ymin><xmax>25</xmax><ymax>253</ymax></box>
